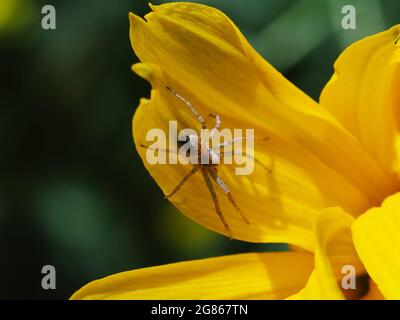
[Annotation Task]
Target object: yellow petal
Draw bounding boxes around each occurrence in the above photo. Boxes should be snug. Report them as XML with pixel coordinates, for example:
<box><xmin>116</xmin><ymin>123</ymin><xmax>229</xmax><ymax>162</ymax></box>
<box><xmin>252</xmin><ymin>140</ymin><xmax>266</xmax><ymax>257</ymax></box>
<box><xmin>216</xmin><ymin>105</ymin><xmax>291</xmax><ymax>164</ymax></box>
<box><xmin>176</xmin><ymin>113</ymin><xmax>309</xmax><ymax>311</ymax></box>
<box><xmin>320</xmin><ymin>25</ymin><xmax>400</xmax><ymax>175</ymax></box>
<box><xmin>362</xmin><ymin>281</ymin><xmax>385</xmax><ymax>300</ymax></box>
<box><xmin>352</xmin><ymin>192</ymin><xmax>400</xmax><ymax>299</ymax></box>
<box><xmin>130</xmin><ymin>3</ymin><xmax>397</xmax><ymax>248</ymax></box>
<box><xmin>289</xmin><ymin>208</ymin><xmax>365</xmax><ymax>300</ymax></box>
<box><xmin>71</xmin><ymin>251</ymin><xmax>313</xmax><ymax>300</ymax></box>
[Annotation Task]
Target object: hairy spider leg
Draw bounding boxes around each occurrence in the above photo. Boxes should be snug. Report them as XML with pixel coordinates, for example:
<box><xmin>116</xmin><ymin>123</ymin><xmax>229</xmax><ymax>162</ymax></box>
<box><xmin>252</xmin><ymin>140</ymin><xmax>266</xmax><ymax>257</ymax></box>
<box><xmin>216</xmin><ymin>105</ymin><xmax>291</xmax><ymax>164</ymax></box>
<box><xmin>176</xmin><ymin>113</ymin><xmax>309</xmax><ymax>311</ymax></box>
<box><xmin>209</xmin><ymin>114</ymin><xmax>221</xmax><ymax>139</ymax></box>
<box><xmin>165</xmin><ymin>166</ymin><xmax>199</xmax><ymax>199</ymax></box>
<box><xmin>201</xmin><ymin>167</ymin><xmax>233</xmax><ymax>239</ymax></box>
<box><xmin>224</xmin><ymin>150</ymin><xmax>272</xmax><ymax>174</ymax></box>
<box><xmin>166</xmin><ymin>87</ymin><xmax>207</xmax><ymax>129</ymax></box>
<box><xmin>207</xmin><ymin>167</ymin><xmax>249</xmax><ymax>224</ymax></box>
<box><xmin>217</xmin><ymin>149</ymin><xmax>272</xmax><ymax>174</ymax></box>
<box><xmin>239</xmin><ymin>151</ymin><xmax>272</xmax><ymax>174</ymax></box>
<box><xmin>140</xmin><ymin>144</ymin><xmax>176</xmax><ymax>154</ymax></box>
<box><xmin>140</xmin><ymin>144</ymin><xmax>180</xmax><ymax>164</ymax></box>
<box><xmin>216</xmin><ymin>136</ymin><xmax>269</xmax><ymax>149</ymax></box>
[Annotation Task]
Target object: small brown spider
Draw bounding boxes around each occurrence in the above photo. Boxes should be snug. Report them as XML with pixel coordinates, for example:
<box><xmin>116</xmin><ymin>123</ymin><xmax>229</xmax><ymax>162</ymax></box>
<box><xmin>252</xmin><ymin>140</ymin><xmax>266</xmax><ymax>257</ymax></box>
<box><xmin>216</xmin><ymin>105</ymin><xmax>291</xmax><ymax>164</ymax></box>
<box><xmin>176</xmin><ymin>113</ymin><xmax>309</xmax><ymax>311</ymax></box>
<box><xmin>141</xmin><ymin>86</ymin><xmax>270</xmax><ymax>238</ymax></box>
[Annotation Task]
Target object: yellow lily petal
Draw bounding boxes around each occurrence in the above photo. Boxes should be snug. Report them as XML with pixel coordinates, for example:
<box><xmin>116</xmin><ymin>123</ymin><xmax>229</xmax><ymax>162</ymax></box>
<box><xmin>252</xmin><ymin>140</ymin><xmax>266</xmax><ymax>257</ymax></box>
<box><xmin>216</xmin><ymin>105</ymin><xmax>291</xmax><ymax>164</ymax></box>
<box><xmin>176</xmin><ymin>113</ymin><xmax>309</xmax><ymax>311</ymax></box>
<box><xmin>130</xmin><ymin>3</ymin><xmax>397</xmax><ymax>248</ymax></box>
<box><xmin>289</xmin><ymin>208</ymin><xmax>364</xmax><ymax>299</ymax></box>
<box><xmin>320</xmin><ymin>25</ymin><xmax>400</xmax><ymax>174</ymax></box>
<box><xmin>352</xmin><ymin>192</ymin><xmax>400</xmax><ymax>299</ymax></box>
<box><xmin>71</xmin><ymin>251</ymin><xmax>313</xmax><ymax>300</ymax></box>
<box><xmin>362</xmin><ymin>282</ymin><xmax>385</xmax><ymax>300</ymax></box>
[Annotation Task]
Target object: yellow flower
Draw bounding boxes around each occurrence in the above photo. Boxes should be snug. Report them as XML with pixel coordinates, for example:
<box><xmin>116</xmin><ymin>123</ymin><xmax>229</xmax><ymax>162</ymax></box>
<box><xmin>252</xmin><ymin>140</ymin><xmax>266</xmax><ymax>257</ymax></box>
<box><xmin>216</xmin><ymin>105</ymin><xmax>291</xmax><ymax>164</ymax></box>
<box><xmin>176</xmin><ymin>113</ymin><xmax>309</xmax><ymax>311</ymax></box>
<box><xmin>71</xmin><ymin>3</ymin><xmax>400</xmax><ymax>299</ymax></box>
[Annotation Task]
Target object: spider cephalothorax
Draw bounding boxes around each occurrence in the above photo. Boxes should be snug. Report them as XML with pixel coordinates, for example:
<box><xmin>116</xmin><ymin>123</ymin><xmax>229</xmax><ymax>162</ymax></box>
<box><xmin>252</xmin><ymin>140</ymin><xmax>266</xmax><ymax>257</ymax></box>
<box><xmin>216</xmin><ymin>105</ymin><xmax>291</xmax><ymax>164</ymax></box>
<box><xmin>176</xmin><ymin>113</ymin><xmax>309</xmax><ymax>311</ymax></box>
<box><xmin>177</xmin><ymin>127</ymin><xmax>221</xmax><ymax>166</ymax></box>
<box><xmin>141</xmin><ymin>86</ymin><xmax>270</xmax><ymax>238</ymax></box>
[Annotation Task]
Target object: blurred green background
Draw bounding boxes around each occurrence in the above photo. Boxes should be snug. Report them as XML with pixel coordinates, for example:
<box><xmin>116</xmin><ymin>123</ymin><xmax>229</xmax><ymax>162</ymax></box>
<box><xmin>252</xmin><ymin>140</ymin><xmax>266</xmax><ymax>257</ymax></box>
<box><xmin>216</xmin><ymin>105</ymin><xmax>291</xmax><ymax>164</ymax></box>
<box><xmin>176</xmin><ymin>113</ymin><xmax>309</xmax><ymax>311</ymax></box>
<box><xmin>0</xmin><ymin>0</ymin><xmax>398</xmax><ymax>299</ymax></box>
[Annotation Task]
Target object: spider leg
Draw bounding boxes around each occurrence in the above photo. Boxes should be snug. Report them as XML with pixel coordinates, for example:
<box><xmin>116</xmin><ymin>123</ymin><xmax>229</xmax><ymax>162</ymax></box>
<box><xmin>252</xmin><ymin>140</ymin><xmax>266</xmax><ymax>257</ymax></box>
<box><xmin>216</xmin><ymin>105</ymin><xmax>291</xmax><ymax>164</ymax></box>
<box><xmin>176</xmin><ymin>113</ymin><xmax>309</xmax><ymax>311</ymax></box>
<box><xmin>166</xmin><ymin>86</ymin><xmax>206</xmax><ymax>129</ymax></box>
<box><xmin>165</xmin><ymin>166</ymin><xmax>199</xmax><ymax>198</ymax></box>
<box><xmin>209</xmin><ymin>114</ymin><xmax>221</xmax><ymax>139</ymax></box>
<box><xmin>140</xmin><ymin>144</ymin><xmax>180</xmax><ymax>164</ymax></box>
<box><xmin>140</xmin><ymin>144</ymin><xmax>177</xmax><ymax>154</ymax></box>
<box><xmin>207</xmin><ymin>167</ymin><xmax>250</xmax><ymax>225</ymax></box>
<box><xmin>217</xmin><ymin>150</ymin><xmax>272</xmax><ymax>174</ymax></box>
<box><xmin>235</xmin><ymin>151</ymin><xmax>272</xmax><ymax>174</ymax></box>
<box><xmin>216</xmin><ymin>136</ymin><xmax>269</xmax><ymax>149</ymax></box>
<box><xmin>200</xmin><ymin>167</ymin><xmax>233</xmax><ymax>239</ymax></box>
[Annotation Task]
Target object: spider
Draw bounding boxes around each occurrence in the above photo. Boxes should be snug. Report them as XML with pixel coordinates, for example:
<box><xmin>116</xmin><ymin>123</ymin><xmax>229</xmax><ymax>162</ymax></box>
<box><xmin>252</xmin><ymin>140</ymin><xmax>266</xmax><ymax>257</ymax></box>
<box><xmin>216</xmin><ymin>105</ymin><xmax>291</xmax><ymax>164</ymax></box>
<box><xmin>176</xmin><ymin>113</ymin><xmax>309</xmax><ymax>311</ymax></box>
<box><xmin>141</xmin><ymin>86</ymin><xmax>270</xmax><ymax>239</ymax></box>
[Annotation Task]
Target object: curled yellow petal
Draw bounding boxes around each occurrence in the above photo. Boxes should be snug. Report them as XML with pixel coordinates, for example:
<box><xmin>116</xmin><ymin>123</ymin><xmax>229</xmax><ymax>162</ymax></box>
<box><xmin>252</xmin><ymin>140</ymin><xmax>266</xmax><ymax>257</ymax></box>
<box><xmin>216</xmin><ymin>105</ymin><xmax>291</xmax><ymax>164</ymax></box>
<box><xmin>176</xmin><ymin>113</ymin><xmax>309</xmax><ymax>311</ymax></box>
<box><xmin>352</xmin><ymin>192</ymin><xmax>400</xmax><ymax>299</ymax></box>
<box><xmin>130</xmin><ymin>3</ymin><xmax>397</xmax><ymax>248</ymax></box>
<box><xmin>320</xmin><ymin>25</ymin><xmax>400</xmax><ymax>175</ymax></box>
<box><xmin>289</xmin><ymin>208</ymin><xmax>365</xmax><ymax>300</ymax></box>
<box><xmin>71</xmin><ymin>252</ymin><xmax>313</xmax><ymax>300</ymax></box>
